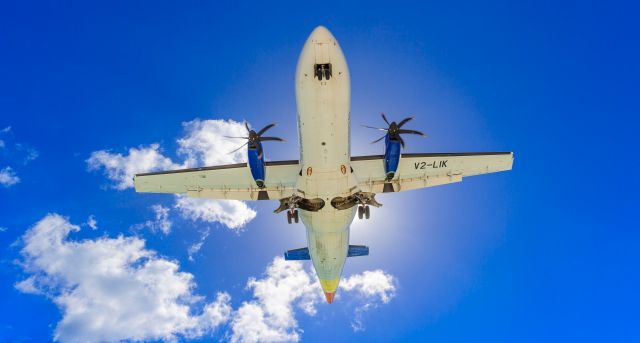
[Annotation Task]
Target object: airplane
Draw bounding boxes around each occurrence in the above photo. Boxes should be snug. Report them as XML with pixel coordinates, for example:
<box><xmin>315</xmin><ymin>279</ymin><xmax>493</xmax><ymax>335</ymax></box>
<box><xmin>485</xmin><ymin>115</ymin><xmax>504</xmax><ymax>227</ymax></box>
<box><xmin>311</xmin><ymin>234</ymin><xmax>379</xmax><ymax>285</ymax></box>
<box><xmin>134</xmin><ymin>26</ymin><xmax>514</xmax><ymax>304</ymax></box>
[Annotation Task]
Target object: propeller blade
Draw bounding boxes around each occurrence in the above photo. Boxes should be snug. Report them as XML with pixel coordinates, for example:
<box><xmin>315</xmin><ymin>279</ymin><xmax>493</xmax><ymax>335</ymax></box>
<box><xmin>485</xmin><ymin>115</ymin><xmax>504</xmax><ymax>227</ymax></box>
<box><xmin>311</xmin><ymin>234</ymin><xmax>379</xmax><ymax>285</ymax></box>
<box><xmin>370</xmin><ymin>135</ymin><xmax>386</xmax><ymax>144</ymax></box>
<box><xmin>361</xmin><ymin>125</ymin><xmax>388</xmax><ymax>131</ymax></box>
<box><xmin>398</xmin><ymin>129</ymin><xmax>426</xmax><ymax>136</ymax></box>
<box><xmin>398</xmin><ymin>135</ymin><xmax>406</xmax><ymax>149</ymax></box>
<box><xmin>228</xmin><ymin>142</ymin><xmax>248</xmax><ymax>154</ymax></box>
<box><xmin>257</xmin><ymin>123</ymin><xmax>277</xmax><ymax>136</ymax></box>
<box><xmin>381</xmin><ymin>113</ymin><xmax>390</xmax><ymax>125</ymax></box>
<box><xmin>259</xmin><ymin>136</ymin><xmax>285</xmax><ymax>142</ymax></box>
<box><xmin>245</xmin><ymin>122</ymin><xmax>251</xmax><ymax>132</ymax></box>
<box><xmin>397</xmin><ymin>116</ymin><xmax>414</xmax><ymax>128</ymax></box>
<box><xmin>224</xmin><ymin>136</ymin><xmax>249</xmax><ymax>139</ymax></box>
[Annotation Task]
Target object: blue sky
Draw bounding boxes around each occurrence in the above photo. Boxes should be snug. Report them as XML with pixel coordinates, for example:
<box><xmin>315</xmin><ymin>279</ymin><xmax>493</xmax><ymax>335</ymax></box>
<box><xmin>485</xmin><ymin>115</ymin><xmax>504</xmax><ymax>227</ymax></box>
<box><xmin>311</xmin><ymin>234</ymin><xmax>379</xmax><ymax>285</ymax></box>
<box><xmin>1</xmin><ymin>1</ymin><xmax>638</xmax><ymax>342</ymax></box>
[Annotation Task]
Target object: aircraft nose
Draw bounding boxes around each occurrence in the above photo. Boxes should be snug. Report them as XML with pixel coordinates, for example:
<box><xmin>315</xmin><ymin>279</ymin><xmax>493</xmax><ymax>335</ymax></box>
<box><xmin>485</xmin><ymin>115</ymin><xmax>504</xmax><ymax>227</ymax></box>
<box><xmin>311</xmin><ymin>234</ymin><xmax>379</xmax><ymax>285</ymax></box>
<box><xmin>309</xmin><ymin>25</ymin><xmax>335</xmax><ymax>44</ymax></box>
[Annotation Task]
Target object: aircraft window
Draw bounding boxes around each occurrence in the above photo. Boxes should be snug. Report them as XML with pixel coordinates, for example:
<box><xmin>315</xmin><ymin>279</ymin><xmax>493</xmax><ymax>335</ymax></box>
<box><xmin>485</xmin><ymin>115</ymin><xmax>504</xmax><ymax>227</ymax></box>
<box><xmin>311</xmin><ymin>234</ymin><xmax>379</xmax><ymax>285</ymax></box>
<box><xmin>314</xmin><ymin>63</ymin><xmax>332</xmax><ymax>81</ymax></box>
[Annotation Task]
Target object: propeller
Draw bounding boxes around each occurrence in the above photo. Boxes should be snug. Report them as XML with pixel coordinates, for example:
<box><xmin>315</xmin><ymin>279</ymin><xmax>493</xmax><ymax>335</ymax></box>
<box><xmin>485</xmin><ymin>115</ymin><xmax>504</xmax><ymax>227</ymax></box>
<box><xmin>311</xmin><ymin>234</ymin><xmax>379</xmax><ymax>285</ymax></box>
<box><xmin>363</xmin><ymin>113</ymin><xmax>426</xmax><ymax>148</ymax></box>
<box><xmin>226</xmin><ymin>122</ymin><xmax>285</xmax><ymax>158</ymax></box>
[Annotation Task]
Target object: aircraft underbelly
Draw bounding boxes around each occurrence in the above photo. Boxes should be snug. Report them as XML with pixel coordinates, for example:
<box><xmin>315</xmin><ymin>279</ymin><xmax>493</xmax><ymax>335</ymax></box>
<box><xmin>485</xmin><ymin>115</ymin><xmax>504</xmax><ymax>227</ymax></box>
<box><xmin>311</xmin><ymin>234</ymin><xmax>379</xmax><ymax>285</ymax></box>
<box><xmin>294</xmin><ymin>27</ymin><xmax>355</xmax><ymax>283</ymax></box>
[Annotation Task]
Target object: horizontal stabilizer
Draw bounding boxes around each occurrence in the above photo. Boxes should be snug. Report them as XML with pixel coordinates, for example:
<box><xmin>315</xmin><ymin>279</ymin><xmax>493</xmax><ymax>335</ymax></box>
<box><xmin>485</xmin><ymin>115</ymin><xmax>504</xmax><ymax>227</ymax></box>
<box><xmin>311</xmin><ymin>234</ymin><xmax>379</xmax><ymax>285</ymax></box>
<box><xmin>284</xmin><ymin>245</ymin><xmax>369</xmax><ymax>261</ymax></box>
<box><xmin>348</xmin><ymin>245</ymin><xmax>369</xmax><ymax>257</ymax></box>
<box><xmin>284</xmin><ymin>247</ymin><xmax>310</xmax><ymax>260</ymax></box>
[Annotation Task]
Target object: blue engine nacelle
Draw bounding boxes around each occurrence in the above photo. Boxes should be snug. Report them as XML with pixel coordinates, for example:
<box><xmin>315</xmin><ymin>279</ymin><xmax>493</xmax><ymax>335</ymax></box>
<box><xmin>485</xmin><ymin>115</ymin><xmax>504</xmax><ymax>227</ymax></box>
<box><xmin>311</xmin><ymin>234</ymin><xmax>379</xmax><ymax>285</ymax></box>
<box><xmin>248</xmin><ymin>141</ymin><xmax>266</xmax><ymax>188</ymax></box>
<box><xmin>383</xmin><ymin>134</ymin><xmax>402</xmax><ymax>181</ymax></box>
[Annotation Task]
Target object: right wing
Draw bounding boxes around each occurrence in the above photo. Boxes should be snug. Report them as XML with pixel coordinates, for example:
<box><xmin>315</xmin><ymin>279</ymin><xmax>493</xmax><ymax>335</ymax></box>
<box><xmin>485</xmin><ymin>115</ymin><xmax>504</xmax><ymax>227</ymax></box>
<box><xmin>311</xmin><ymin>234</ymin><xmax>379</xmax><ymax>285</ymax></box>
<box><xmin>134</xmin><ymin>160</ymin><xmax>300</xmax><ymax>201</ymax></box>
<box><xmin>351</xmin><ymin>152</ymin><xmax>513</xmax><ymax>193</ymax></box>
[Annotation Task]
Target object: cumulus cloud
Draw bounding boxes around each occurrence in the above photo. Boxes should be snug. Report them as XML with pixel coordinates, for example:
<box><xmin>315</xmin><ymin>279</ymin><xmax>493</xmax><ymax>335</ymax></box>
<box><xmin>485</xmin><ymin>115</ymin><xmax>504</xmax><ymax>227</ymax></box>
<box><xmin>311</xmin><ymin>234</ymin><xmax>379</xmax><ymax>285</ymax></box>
<box><xmin>16</xmin><ymin>214</ymin><xmax>232</xmax><ymax>342</ymax></box>
<box><xmin>340</xmin><ymin>270</ymin><xmax>397</xmax><ymax>332</ymax></box>
<box><xmin>230</xmin><ymin>257</ymin><xmax>322</xmax><ymax>343</ymax></box>
<box><xmin>229</xmin><ymin>258</ymin><xmax>398</xmax><ymax>342</ymax></box>
<box><xmin>175</xmin><ymin>196</ymin><xmax>256</xmax><ymax>230</ymax></box>
<box><xmin>16</xmin><ymin>214</ymin><xmax>397</xmax><ymax>342</ymax></box>
<box><xmin>86</xmin><ymin>119</ymin><xmax>258</xmax><ymax>230</ymax></box>
<box><xmin>178</xmin><ymin>118</ymin><xmax>248</xmax><ymax>166</ymax></box>
<box><xmin>0</xmin><ymin>166</ymin><xmax>20</xmax><ymax>187</ymax></box>
<box><xmin>86</xmin><ymin>144</ymin><xmax>180</xmax><ymax>190</ymax></box>
<box><xmin>340</xmin><ymin>270</ymin><xmax>397</xmax><ymax>304</ymax></box>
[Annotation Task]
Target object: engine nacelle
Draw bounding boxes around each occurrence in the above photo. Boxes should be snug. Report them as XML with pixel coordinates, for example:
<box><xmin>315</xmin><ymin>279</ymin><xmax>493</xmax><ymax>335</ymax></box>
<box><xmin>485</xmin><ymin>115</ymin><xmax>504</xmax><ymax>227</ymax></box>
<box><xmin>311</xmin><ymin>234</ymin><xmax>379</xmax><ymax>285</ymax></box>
<box><xmin>248</xmin><ymin>142</ymin><xmax>266</xmax><ymax>188</ymax></box>
<box><xmin>383</xmin><ymin>135</ymin><xmax>401</xmax><ymax>180</ymax></box>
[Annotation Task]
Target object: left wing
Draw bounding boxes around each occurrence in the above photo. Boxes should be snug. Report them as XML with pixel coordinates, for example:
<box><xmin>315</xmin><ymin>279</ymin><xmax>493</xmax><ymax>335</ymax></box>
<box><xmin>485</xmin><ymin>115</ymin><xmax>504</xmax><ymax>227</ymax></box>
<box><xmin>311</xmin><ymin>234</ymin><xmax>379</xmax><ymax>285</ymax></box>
<box><xmin>351</xmin><ymin>152</ymin><xmax>513</xmax><ymax>193</ymax></box>
<box><xmin>134</xmin><ymin>160</ymin><xmax>300</xmax><ymax>200</ymax></box>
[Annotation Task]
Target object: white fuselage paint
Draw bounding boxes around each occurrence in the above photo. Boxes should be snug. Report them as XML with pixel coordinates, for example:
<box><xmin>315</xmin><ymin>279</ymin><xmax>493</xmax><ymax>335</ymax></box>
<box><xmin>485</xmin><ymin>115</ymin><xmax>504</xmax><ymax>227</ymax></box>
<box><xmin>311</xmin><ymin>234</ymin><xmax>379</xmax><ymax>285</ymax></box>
<box><xmin>295</xmin><ymin>26</ymin><xmax>359</xmax><ymax>283</ymax></box>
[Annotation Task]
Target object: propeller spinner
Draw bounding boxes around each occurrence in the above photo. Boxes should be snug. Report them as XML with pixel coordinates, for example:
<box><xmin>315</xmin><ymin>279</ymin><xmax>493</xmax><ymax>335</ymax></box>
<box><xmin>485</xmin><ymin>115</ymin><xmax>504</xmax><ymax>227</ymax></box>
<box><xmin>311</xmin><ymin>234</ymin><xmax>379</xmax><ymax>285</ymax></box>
<box><xmin>227</xmin><ymin>122</ymin><xmax>285</xmax><ymax>158</ymax></box>
<box><xmin>363</xmin><ymin>113</ymin><xmax>426</xmax><ymax>148</ymax></box>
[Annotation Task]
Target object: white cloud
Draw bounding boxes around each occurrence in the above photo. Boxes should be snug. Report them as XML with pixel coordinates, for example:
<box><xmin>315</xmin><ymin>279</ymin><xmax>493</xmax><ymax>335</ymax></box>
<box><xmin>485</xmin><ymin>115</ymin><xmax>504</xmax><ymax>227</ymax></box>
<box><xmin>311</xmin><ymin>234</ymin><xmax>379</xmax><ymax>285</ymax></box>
<box><xmin>16</xmin><ymin>215</ymin><xmax>397</xmax><ymax>342</ymax></box>
<box><xmin>340</xmin><ymin>270</ymin><xmax>397</xmax><ymax>304</ymax></box>
<box><xmin>148</xmin><ymin>204</ymin><xmax>172</xmax><ymax>234</ymax></box>
<box><xmin>229</xmin><ymin>258</ymin><xmax>397</xmax><ymax>342</ymax></box>
<box><xmin>131</xmin><ymin>204</ymin><xmax>173</xmax><ymax>235</ymax></box>
<box><xmin>175</xmin><ymin>196</ymin><xmax>256</xmax><ymax>230</ymax></box>
<box><xmin>1</xmin><ymin>126</ymin><xmax>10</xmax><ymax>133</ymax></box>
<box><xmin>16</xmin><ymin>214</ymin><xmax>232</xmax><ymax>342</ymax></box>
<box><xmin>0</xmin><ymin>166</ymin><xmax>20</xmax><ymax>187</ymax></box>
<box><xmin>86</xmin><ymin>119</ymin><xmax>258</xmax><ymax>230</ymax></box>
<box><xmin>0</xmin><ymin>139</ymin><xmax>4</xmax><ymax>148</ymax></box>
<box><xmin>86</xmin><ymin>215</ymin><xmax>98</xmax><ymax>230</ymax></box>
<box><xmin>86</xmin><ymin>144</ymin><xmax>180</xmax><ymax>190</ymax></box>
<box><xmin>188</xmin><ymin>228</ymin><xmax>211</xmax><ymax>262</ymax></box>
<box><xmin>230</xmin><ymin>257</ymin><xmax>321</xmax><ymax>343</ymax></box>
<box><xmin>0</xmin><ymin>226</ymin><xmax>7</xmax><ymax>233</ymax></box>
<box><xmin>178</xmin><ymin>118</ymin><xmax>248</xmax><ymax>167</ymax></box>
<box><xmin>339</xmin><ymin>270</ymin><xmax>397</xmax><ymax>332</ymax></box>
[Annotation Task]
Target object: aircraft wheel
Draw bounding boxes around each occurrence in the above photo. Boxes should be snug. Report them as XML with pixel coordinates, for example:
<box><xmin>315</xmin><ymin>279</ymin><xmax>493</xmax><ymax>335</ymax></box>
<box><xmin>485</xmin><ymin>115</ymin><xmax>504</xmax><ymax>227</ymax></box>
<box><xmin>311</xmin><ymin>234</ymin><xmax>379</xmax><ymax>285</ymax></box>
<box><xmin>365</xmin><ymin>205</ymin><xmax>370</xmax><ymax>219</ymax></box>
<box><xmin>294</xmin><ymin>210</ymin><xmax>299</xmax><ymax>223</ymax></box>
<box><xmin>358</xmin><ymin>206</ymin><xmax>364</xmax><ymax>219</ymax></box>
<box><xmin>287</xmin><ymin>211</ymin><xmax>292</xmax><ymax>224</ymax></box>
<box><xmin>324</xmin><ymin>69</ymin><xmax>331</xmax><ymax>80</ymax></box>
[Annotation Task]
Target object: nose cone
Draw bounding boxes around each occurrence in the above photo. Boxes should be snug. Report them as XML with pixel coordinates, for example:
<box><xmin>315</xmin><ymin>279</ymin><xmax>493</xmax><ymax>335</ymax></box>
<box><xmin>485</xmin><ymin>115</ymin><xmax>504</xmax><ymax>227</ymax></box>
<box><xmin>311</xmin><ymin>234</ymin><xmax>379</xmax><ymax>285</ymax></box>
<box><xmin>309</xmin><ymin>25</ymin><xmax>335</xmax><ymax>44</ymax></box>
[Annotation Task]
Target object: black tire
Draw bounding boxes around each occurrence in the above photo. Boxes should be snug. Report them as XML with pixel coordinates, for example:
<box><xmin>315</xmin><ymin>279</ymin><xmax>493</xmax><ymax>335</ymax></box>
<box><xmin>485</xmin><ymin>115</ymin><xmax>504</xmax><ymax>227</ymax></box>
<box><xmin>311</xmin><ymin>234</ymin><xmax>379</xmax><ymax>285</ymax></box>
<box><xmin>365</xmin><ymin>205</ymin><xmax>370</xmax><ymax>219</ymax></box>
<box><xmin>358</xmin><ymin>206</ymin><xmax>364</xmax><ymax>219</ymax></box>
<box><xmin>324</xmin><ymin>69</ymin><xmax>331</xmax><ymax>80</ymax></box>
<box><xmin>287</xmin><ymin>211</ymin><xmax>292</xmax><ymax>224</ymax></box>
<box><xmin>294</xmin><ymin>210</ymin><xmax>299</xmax><ymax>223</ymax></box>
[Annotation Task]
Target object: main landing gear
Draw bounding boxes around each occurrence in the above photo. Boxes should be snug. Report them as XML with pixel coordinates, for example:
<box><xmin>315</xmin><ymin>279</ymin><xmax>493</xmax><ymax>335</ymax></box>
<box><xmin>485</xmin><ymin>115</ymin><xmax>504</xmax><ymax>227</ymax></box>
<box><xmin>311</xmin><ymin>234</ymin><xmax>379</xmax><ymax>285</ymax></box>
<box><xmin>287</xmin><ymin>209</ymin><xmax>299</xmax><ymax>224</ymax></box>
<box><xmin>357</xmin><ymin>205</ymin><xmax>370</xmax><ymax>220</ymax></box>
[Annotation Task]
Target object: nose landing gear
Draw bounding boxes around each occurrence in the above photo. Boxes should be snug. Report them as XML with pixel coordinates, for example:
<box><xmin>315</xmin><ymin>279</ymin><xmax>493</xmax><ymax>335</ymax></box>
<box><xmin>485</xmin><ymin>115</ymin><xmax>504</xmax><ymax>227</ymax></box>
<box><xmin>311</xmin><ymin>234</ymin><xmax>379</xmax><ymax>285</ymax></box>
<box><xmin>314</xmin><ymin>63</ymin><xmax>332</xmax><ymax>81</ymax></box>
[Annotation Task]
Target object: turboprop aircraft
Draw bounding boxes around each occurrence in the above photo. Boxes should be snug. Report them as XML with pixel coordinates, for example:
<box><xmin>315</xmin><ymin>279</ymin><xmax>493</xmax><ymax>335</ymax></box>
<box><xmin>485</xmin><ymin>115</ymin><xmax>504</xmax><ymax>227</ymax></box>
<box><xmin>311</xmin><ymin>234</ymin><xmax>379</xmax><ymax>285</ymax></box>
<box><xmin>134</xmin><ymin>26</ymin><xmax>514</xmax><ymax>304</ymax></box>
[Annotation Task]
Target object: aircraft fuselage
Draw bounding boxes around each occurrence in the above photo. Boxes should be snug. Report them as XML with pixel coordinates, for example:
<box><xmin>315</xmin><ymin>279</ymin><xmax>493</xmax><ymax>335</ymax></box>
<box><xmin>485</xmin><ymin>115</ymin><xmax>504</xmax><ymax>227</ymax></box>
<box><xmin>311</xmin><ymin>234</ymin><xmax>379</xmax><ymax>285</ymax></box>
<box><xmin>295</xmin><ymin>26</ymin><xmax>359</xmax><ymax>301</ymax></box>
